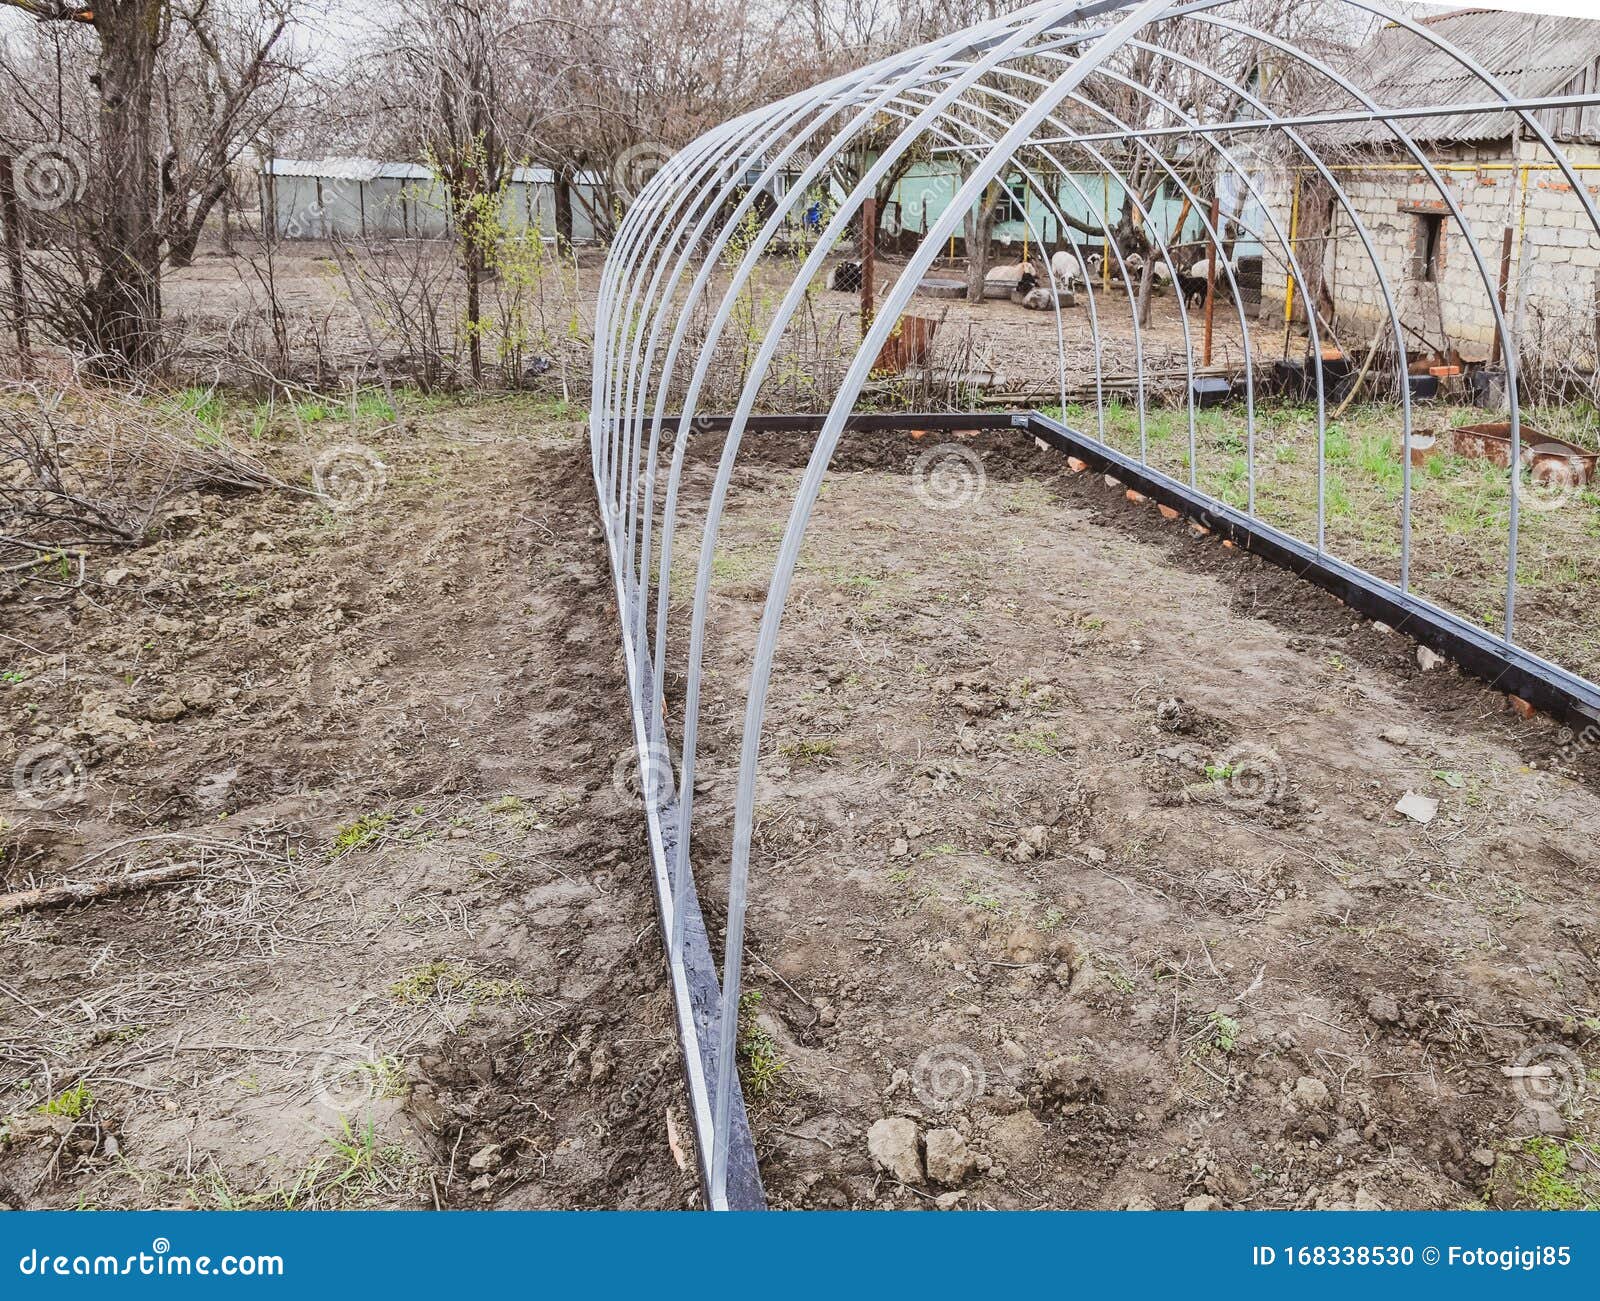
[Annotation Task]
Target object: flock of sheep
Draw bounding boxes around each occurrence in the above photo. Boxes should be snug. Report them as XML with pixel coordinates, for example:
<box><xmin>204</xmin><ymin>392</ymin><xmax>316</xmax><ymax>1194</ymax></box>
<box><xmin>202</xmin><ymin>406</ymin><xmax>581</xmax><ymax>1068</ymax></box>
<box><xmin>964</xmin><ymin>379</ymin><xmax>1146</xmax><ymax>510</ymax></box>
<box><xmin>982</xmin><ymin>247</ymin><xmax>1236</xmax><ymax>311</ymax></box>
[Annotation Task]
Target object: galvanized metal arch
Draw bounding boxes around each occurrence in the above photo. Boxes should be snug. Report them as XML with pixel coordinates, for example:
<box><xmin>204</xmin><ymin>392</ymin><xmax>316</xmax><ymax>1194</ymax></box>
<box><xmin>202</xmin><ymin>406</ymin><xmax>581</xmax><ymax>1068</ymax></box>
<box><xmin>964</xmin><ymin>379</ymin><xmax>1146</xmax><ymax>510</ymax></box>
<box><xmin>589</xmin><ymin>0</ymin><xmax>1600</xmax><ymax>1210</ymax></box>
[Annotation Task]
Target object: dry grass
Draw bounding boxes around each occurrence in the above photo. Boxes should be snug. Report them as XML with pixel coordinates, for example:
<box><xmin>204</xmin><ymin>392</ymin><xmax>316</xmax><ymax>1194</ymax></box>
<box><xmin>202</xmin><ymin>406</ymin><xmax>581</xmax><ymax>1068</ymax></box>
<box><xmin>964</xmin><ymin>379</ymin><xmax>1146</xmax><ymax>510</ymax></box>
<box><xmin>0</xmin><ymin>379</ymin><xmax>286</xmax><ymax>565</ymax></box>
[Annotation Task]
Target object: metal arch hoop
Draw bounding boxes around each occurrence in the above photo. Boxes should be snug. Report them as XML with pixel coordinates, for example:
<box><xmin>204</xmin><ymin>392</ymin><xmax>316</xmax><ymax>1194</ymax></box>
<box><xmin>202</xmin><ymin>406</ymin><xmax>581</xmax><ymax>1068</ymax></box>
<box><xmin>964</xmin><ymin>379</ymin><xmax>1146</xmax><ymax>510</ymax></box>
<box><xmin>588</xmin><ymin>0</ymin><xmax>1600</xmax><ymax>1211</ymax></box>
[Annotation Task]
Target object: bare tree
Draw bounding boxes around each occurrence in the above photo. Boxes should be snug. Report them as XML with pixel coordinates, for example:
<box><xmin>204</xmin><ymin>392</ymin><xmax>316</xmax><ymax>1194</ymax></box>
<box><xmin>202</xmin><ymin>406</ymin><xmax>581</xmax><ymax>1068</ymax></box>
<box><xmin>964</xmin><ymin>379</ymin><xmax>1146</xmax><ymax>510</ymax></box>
<box><xmin>526</xmin><ymin>0</ymin><xmax>791</xmax><ymax>237</ymax></box>
<box><xmin>160</xmin><ymin>0</ymin><xmax>302</xmax><ymax>265</ymax></box>
<box><xmin>0</xmin><ymin>0</ymin><xmax>306</xmax><ymax>370</ymax></box>
<box><xmin>372</xmin><ymin>0</ymin><xmax>516</xmax><ymax>384</ymax></box>
<box><xmin>0</xmin><ymin>0</ymin><xmax>167</xmax><ymax>370</ymax></box>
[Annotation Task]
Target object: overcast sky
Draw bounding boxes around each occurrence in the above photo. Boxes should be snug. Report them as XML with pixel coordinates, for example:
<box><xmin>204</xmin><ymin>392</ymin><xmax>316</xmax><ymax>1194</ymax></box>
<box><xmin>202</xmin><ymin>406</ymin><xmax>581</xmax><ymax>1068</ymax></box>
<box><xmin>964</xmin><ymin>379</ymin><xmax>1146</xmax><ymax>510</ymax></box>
<box><xmin>4</xmin><ymin>0</ymin><xmax>1598</xmax><ymax>59</ymax></box>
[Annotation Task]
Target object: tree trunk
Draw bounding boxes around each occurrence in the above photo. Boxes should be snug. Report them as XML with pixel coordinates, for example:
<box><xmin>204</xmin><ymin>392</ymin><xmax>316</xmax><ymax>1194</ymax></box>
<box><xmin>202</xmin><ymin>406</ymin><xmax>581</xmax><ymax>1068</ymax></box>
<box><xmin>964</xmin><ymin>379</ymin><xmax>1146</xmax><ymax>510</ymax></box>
<box><xmin>85</xmin><ymin>0</ymin><xmax>165</xmax><ymax>374</ymax></box>
<box><xmin>167</xmin><ymin>176</ymin><xmax>229</xmax><ymax>268</ymax></box>
<box><xmin>1292</xmin><ymin>178</ymin><xmax>1337</xmax><ymax>335</ymax></box>
<box><xmin>465</xmin><ymin>246</ymin><xmax>483</xmax><ymax>383</ymax></box>
<box><xmin>554</xmin><ymin>173</ymin><xmax>573</xmax><ymax>245</ymax></box>
<box><xmin>1136</xmin><ymin>255</ymin><xmax>1156</xmax><ymax>327</ymax></box>
<box><xmin>964</xmin><ymin>182</ymin><xmax>1001</xmax><ymax>303</ymax></box>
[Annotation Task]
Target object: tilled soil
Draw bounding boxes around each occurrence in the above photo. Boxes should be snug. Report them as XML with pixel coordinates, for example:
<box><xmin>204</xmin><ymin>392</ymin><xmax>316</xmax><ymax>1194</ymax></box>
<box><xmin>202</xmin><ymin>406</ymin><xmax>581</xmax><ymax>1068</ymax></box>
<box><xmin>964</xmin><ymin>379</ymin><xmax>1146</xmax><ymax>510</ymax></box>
<box><xmin>660</xmin><ymin>425</ymin><xmax>1600</xmax><ymax>1211</ymax></box>
<box><xmin>0</xmin><ymin>400</ymin><xmax>696</xmax><ymax>1209</ymax></box>
<box><xmin>5</xmin><ymin>406</ymin><xmax>1598</xmax><ymax>1212</ymax></box>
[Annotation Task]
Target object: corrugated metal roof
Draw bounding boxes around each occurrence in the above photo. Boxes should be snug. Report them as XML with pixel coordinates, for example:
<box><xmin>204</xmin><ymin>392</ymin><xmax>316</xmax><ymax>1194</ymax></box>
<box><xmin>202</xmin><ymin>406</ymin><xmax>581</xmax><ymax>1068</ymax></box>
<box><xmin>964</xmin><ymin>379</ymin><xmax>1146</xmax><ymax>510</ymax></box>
<box><xmin>266</xmin><ymin>158</ymin><xmax>605</xmax><ymax>186</ymax></box>
<box><xmin>1333</xmin><ymin>8</ymin><xmax>1600</xmax><ymax>146</ymax></box>
<box><xmin>265</xmin><ymin>156</ymin><xmax>384</xmax><ymax>180</ymax></box>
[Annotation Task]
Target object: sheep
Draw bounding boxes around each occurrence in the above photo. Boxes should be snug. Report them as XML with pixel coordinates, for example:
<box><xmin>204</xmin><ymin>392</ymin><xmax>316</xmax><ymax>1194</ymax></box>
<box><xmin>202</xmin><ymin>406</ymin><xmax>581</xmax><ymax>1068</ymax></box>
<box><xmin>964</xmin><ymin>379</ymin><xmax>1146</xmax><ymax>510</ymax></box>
<box><xmin>1049</xmin><ymin>248</ymin><xmax>1079</xmax><ymax>289</ymax></box>
<box><xmin>830</xmin><ymin>260</ymin><xmax>863</xmax><ymax>292</ymax></box>
<box><xmin>1047</xmin><ymin>249</ymin><xmax>1109</xmax><ymax>294</ymax></box>
<box><xmin>985</xmin><ymin>258</ymin><xmax>1037</xmax><ymax>286</ymax></box>
<box><xmin>1176</xmin><ymin>272</ymin><xmax>1210</xmax><ymax>309</ymax></box>
<box><xmin>1177</xmin><ymin>255</ymin><xmax>1239</xmax><ymax>309</ymax></box>
<box><xmin>1186</xmin><ymin>254</ymin><xmax>1238</xmax><ymax>282</ymax></box>
<box><xmin>1009</xmin><ymin>267</ymin><xmax>1040</xmax><ymax>303</ymax></box>
<box><xmin>985</xmin><ymin>258</ymin><xmax>1038</xmax><ymax>300</ymax></box>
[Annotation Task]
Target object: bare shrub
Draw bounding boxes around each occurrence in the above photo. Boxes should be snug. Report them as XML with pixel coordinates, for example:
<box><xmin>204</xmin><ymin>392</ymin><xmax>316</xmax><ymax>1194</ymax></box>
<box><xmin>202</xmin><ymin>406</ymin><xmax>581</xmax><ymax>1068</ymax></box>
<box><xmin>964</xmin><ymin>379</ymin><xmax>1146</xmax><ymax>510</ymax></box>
<box><xmin>327</xmin><ymin>234</ymin><xmax>465</xmax><ymax>393</ymax></box>
<box><xmin>1517</xmin><ymin>294</ymin><xmax>1600</xmax><ymax>417</ymax></box>
<box><xmin>0</xmin><ymin>378</ymin><xmax>284</xmax><ymax>561</ymax></box>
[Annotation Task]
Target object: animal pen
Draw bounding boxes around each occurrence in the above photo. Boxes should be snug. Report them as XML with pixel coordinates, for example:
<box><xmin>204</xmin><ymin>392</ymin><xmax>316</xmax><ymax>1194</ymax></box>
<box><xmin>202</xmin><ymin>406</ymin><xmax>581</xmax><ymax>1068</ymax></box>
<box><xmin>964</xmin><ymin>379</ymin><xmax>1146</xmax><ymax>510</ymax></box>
<box><xmin>589</xmin><ymin>0</ymin><xmax>1600</xmax><ymax>1209</ymax></box>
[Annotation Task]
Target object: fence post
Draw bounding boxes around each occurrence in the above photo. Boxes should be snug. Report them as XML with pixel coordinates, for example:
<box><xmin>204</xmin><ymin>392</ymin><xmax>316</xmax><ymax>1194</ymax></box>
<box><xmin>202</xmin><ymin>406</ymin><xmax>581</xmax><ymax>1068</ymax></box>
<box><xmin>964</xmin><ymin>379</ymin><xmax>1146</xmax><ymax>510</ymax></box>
<box><xmin>1202</xmin><ymin>191</ymin><xmax>1221</xmax><ymax>367</ymax></box>
<box><xmin>0</xmin><ymin>155</ymin><xmax>31</xmax><ymax>373</ymax></box>
<box><xmin>1490</xmin><ymin>225</ymin><xmax>1513</xmax><ymax>369</ymax></box>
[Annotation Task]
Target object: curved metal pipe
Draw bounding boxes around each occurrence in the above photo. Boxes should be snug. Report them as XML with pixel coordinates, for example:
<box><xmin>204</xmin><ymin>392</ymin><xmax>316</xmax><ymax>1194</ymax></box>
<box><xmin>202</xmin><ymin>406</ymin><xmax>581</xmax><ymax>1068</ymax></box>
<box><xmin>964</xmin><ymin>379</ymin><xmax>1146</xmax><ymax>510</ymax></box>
<box><xmin>587</xmin><ymin>0</ymin><xmax>1600</xmax><ymax>1211</ymax></box>
<box><xmin>705</xmin><ymin>0</ymin><xmax>1179</xmax><ymax>1205</ymax></box>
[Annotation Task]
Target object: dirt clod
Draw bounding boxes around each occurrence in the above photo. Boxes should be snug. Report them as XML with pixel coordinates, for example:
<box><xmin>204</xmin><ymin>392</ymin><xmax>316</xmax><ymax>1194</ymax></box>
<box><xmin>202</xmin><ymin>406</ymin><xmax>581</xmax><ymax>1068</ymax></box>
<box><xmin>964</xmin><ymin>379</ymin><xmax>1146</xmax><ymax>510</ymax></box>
<box><xmin>468</xmin><ymin>1144</ymin><xmax>504</xmax><ymax>1173</ymax></box>
<box><xmin>924</xmin><ymin>1128</ymin><xmax>979</xmax><ymax>1187</ymax></box>
<box><xmin>1366</xmin><ymin>994</ymin><xmax>1401</xmax><ymax>1026</ymax></box>
<box><xmin>867</xmin><ymin>1117</ymin><xmax>924</xmax><ymax>1185</ymax></box>
<box><xmin>1293</xmin><ymin>1077</ymin><xmax>1331</xmax><ymax>1111</ymax></box>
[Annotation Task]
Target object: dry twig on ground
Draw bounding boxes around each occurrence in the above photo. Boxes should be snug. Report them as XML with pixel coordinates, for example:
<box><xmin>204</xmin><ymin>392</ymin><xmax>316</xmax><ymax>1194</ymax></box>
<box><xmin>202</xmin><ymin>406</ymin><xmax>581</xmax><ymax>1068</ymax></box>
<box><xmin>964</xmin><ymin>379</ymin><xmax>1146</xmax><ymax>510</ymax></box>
<box><xmin>0</xmin><ymin>378</ymin><xmax>285</xmax><ymax>562</ymax></box>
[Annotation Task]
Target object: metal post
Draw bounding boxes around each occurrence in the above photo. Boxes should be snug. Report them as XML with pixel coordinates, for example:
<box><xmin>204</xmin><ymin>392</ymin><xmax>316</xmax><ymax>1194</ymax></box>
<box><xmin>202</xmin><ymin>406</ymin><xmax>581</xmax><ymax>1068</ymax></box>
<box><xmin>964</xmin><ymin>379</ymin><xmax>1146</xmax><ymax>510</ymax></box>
<box><xmin>1202</xmin><ymin>192</ymin><xmax>1221</xmax><ymax>367</ymax></box>
<box><xmin>861</xmin><ymin>196</ymin><xmax>877</xmax><ymax>333</ymax></box>
<box><xmin>1491</xmin><ymin>225</ymin><xmax>1513</xmax><ymax>369</ymax></box>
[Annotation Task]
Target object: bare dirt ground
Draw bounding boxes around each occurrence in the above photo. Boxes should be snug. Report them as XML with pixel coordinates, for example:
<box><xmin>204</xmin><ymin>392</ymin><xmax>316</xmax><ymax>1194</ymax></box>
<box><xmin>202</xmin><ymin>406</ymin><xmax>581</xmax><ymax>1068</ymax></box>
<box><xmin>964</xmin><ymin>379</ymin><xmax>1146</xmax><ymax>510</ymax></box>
<box><xmin>1</xmin><ymin>398</ymin><xmax>697</xmax><ymax>1209</ymax></box>
<box><xmin>3</xmin><ymin>238</ymin><xmax>1597</xmax><ymax>1213</ymax></box>
<box><xmin>4</xmin><ymin>398</ymin><xmax>1598</xmax><ymax>1211</ymax></box>
<box><xmin>663</xmin><ymin>425</ymin><xmax>1600</xmax><ymax>1210</ymax></box>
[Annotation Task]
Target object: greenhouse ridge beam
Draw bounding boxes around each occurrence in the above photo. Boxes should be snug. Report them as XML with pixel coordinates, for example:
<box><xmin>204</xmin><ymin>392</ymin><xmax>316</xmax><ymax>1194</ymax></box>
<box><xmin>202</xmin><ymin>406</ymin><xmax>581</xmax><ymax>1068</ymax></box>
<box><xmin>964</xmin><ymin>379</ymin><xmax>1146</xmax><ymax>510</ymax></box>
<box><xmin>1001</xmin><ymin>92</ymin><xmax>1600</xmax><ymax>150</ymax></box>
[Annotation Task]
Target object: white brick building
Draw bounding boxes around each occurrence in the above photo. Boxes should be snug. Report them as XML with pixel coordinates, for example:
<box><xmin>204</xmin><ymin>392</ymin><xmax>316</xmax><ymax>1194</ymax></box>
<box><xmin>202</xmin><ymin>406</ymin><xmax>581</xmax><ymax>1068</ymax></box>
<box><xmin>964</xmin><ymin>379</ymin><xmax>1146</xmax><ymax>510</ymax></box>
<box><xmin>1258</xmin><ymin>8</ymin><xmax>1600</xmax><ymax>364</ymax></box>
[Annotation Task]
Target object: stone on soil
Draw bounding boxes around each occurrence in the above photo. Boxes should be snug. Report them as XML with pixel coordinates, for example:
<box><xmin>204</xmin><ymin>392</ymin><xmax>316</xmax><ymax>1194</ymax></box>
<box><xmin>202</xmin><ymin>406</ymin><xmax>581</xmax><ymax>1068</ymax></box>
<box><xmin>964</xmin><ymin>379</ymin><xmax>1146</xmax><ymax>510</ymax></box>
<box><xmin>924</xmin><ymin>1127</ymin><xmax>978</xmax><ymax>1188</ymax></box>
<box><xmin>866</xmin><ymin>1116</ymin><xmax>923</xmax><ymax>1184</ymax></box>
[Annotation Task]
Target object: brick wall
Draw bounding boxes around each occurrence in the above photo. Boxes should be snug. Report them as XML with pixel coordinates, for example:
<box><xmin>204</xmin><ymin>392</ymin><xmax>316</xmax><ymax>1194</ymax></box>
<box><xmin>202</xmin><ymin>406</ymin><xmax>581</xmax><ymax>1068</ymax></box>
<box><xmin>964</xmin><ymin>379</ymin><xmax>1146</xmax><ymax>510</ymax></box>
<box><xmin>1257</xmin><ymin>138</ymin><xmax>1600</xmax><ymax>361</ymax></box>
